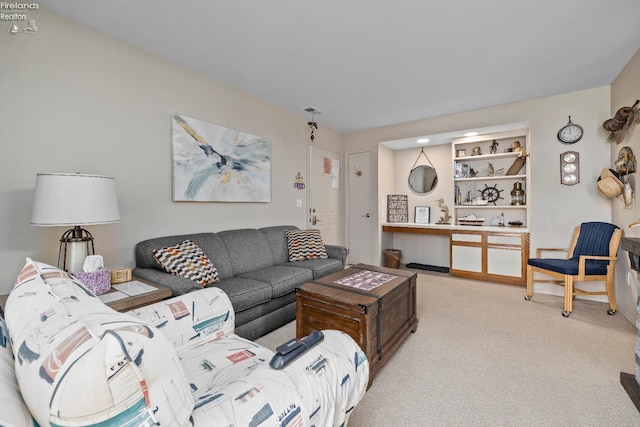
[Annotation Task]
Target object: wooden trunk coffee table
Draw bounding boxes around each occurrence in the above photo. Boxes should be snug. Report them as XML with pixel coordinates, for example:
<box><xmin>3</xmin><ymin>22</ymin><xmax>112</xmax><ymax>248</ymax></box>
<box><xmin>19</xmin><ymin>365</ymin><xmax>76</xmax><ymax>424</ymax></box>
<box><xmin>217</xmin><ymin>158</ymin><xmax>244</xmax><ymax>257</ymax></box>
<box><xmin>296</xmin><ymin>264</ymin><xmax>418</xmax><ymax>386</ymax></box>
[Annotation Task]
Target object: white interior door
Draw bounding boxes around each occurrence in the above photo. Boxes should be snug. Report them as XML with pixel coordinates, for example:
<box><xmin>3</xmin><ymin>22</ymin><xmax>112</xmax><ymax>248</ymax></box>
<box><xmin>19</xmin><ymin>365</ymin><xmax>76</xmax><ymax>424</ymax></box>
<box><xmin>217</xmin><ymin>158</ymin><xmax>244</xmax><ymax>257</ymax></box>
<box><xmin>347</xmin><ymin>151</ymin><xmax>373</xmax><ymax>264</ymax></box>
<box><xmin>309</xmin><ymin>145</ymin><xmax>341</xmax><ymax>245</ymax></box>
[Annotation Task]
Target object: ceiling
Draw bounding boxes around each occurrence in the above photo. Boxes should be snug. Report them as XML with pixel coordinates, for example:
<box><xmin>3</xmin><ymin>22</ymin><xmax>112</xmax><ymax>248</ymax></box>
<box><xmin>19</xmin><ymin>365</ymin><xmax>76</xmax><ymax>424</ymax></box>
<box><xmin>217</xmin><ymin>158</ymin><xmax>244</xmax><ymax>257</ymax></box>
<box><xmin>40</xmin><ymin>1</ymin><xmax>640</xmax><ymax>135</ymax></box>
<box><xmin>379</xmin><ymin>121</ymin><xmax>531</xmax><ymax>150</ymax></box>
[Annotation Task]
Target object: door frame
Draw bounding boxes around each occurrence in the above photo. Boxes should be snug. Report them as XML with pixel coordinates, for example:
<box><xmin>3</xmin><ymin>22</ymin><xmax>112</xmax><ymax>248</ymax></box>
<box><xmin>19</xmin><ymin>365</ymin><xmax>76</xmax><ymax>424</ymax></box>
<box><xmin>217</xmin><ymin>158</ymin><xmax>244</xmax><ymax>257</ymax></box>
<box><xmin>346</xmin><ymin>150</ymin><xmax>375</xmax><ymax>265</ymax></box>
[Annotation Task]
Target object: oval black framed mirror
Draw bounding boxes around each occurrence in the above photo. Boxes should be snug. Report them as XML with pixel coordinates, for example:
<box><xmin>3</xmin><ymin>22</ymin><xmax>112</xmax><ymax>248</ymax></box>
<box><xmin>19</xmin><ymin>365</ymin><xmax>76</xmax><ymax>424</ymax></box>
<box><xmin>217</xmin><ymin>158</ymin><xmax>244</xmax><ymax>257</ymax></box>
<box><xmin>408</xmin><ymin>164</ymin><xmax>438</xmax><ymax>193</ymax></box>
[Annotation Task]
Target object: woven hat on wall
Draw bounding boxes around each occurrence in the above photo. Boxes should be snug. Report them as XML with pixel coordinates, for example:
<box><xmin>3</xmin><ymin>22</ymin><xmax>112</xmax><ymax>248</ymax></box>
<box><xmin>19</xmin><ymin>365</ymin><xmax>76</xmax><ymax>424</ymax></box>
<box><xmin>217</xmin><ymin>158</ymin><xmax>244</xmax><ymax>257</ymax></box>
<box><xmin>596</xmin><ymin>168</ymin><xmax>624</xmax><ymax>198</ymax></box>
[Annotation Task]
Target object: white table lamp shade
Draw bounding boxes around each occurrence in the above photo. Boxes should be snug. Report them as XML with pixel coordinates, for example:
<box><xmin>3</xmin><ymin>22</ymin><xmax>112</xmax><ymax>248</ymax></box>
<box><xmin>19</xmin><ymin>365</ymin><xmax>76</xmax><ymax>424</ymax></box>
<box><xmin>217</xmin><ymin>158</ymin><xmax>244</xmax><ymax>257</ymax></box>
<box><xmin>31</xmin><ymin>173</ymin><xmax>120</xmax><ymax>226</ymax></box>
<box><xmin>31</xmin><ymin>173</ymin><xmax>120</xmax><ymax>273</ymax></box>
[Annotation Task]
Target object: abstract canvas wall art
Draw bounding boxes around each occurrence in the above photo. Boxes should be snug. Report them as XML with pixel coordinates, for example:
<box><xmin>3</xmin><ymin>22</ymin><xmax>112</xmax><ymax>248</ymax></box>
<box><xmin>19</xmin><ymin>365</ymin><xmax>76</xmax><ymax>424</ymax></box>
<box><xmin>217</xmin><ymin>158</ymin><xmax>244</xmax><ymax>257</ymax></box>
<box><xmin>172</xmin><ymin>114</ymin><xmax>271</xmax><ymax>202</ymax></box>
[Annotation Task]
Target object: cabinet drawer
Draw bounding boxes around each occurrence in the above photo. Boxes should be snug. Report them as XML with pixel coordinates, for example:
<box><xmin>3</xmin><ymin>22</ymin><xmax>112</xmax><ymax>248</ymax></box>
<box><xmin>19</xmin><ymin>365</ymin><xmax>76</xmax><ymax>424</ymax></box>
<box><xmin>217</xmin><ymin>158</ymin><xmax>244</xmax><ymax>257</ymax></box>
<box><xmin>452</xmin><ymin>233</ymin><xmax>482</xmax><ymax>243</ymax></box>
<box><xmin>487</xmin><ymin>234</ymin><xmax>521</xmax><ymax>245</ymax></box>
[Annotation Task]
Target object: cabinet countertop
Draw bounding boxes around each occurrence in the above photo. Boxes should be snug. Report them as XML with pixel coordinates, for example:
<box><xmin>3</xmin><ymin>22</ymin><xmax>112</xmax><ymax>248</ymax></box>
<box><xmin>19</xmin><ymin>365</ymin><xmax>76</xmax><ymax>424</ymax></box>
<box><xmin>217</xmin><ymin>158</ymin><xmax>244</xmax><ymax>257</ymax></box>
<box><xmin>382</xmin><ymin>222</ymin><xmax>529</xmax><ymax>233</ymax></box>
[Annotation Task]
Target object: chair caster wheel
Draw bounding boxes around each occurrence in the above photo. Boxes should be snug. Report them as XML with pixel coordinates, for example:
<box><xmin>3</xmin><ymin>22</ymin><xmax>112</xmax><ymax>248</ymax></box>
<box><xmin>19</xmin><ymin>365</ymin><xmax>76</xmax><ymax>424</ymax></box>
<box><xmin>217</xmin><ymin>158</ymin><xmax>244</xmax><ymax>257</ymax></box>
<box><xmin>524</xmin><ymin>295</ymin><xmax>531</xmax><ymax>301</ymax></box>
<box><xmin>607</xmin><ymin>309</ymin><xmax>617</xmax><ymax>315</ymax></box>
<box><xmin>562</xmin><ymin>311</ymin><xmax>570</xmax><ymax>317</ymax></box>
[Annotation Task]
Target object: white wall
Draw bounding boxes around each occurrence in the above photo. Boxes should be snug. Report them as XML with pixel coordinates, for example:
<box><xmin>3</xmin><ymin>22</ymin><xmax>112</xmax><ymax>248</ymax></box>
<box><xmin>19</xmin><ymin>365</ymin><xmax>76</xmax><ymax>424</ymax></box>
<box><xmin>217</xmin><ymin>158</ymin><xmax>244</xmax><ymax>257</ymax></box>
<box><xmin>393</xmin><ymin>144</ymin><xmax>452</xmax><ymax>222</ymax></box>
<box><xmin>611</xmin><ymin>48</ymin><xmax>640</xmax><ymax>322</ymax></box>
<box><xmin>0</xmin><ymin>7</ymin><xmax>343</xmax><ymax>293</ymax></box>
<box><xmin>385</xmin><ymin>144</ymin><xmax>452</xmax><ymax>267</ymax></box>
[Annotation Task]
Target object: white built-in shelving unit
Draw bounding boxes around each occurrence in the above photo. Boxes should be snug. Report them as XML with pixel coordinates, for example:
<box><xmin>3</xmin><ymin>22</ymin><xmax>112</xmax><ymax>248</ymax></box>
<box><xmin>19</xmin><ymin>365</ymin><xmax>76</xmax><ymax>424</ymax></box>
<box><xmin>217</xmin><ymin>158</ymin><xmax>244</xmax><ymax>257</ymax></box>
<box><xmin>452</xmin><ymin>128</ymin><xmax>530</xmax><ymax>228</ymax></box>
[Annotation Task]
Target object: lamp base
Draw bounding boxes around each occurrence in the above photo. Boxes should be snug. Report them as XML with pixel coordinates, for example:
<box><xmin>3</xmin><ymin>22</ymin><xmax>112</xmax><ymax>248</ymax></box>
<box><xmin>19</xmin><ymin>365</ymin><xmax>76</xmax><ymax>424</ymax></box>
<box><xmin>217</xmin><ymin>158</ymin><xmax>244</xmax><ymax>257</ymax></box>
<box><xmin>59</xmin><ymin>226</ymin><xmax>94</xmax><ymax>273</ymax></box>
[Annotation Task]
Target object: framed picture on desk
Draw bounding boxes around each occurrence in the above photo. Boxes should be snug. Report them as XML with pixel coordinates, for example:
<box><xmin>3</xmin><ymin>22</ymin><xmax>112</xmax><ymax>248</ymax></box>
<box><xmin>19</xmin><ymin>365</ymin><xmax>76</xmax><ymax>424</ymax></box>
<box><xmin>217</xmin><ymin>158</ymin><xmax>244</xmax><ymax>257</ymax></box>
<box><xmin>414</xmin><ymin>206</ymin><xmax>430</xmax><ymax>224</ymax></box>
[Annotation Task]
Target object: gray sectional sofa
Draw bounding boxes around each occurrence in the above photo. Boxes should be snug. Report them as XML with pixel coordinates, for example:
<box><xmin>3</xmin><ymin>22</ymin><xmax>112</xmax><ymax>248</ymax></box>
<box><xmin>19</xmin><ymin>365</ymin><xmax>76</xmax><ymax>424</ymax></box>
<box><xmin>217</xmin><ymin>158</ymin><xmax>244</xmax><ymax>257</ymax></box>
<box><xmin>133</xmin><ymin>225</ymin><xmax>347</xmax><ymax>340</ymax></box>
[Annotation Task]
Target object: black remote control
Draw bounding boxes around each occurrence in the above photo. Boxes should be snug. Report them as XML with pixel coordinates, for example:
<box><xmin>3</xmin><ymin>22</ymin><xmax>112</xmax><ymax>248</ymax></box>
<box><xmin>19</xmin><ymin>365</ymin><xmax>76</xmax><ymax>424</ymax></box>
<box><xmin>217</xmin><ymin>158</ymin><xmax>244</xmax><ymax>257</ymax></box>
<box><xmin>269</xmin><ymin>330</ymin><xmax>324</xmax><ymax>369</ymax></box>
<box><xmin>275</xmin><ymin>337</ymin><xmax>303</xmax><ymax>355</ymax></box>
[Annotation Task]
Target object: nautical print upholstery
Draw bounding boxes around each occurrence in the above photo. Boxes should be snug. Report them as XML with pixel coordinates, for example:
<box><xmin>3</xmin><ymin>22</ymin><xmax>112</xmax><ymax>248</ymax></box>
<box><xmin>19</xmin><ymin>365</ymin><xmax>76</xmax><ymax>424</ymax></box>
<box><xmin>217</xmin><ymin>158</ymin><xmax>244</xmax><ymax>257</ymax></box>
<box><xmin>4</xmin><ymin>259</ymin><xmax>369</xmax><ymax>426</ymax></box>
<box><xmin>5</xmin><ymin>258</ymin><xmax>194</xmax><ymax>427</ymax></box>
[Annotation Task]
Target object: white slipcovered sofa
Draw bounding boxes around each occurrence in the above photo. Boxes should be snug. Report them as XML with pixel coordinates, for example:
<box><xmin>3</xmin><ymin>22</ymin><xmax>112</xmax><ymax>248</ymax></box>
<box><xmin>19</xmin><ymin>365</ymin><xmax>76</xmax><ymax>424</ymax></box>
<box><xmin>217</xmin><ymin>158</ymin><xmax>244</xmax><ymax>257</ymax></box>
<box><xmin>0</xmin><ymin>259</ymin><xmax>368</xmax><ymax>427</ymax></box>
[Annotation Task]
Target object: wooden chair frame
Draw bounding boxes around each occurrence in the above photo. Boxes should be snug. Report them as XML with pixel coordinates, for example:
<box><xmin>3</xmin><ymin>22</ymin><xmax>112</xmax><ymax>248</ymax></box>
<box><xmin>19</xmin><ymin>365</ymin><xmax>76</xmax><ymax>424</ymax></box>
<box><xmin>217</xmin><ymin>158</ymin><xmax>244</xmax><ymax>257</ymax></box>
<box><xmin>525</xmin><ymin>225</ymin><xmax>621</xmax><ymax>317</ymax></box>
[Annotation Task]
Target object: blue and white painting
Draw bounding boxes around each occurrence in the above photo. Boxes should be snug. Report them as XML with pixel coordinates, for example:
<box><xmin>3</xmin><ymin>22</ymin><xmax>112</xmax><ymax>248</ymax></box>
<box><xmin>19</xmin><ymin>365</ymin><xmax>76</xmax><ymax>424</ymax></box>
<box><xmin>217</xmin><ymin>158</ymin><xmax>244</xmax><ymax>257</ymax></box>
<box><xmin>172</xmin><ymin>114</ymin><xmax>271</xmax><ymax>202</ymax></box>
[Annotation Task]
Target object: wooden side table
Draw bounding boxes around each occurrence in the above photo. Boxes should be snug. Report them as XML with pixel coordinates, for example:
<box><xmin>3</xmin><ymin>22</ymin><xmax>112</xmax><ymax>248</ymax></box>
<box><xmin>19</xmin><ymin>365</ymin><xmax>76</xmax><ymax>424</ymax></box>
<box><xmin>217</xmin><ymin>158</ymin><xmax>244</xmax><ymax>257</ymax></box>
<box><xmin>0</xmin><ymin>278</ymin><xmax>172</xmax><ymax>314</ymax></box>
<box><xmin>102</xmin><ymin>279</ymin><xmax>172</xmax><ymax>312</ymax></box>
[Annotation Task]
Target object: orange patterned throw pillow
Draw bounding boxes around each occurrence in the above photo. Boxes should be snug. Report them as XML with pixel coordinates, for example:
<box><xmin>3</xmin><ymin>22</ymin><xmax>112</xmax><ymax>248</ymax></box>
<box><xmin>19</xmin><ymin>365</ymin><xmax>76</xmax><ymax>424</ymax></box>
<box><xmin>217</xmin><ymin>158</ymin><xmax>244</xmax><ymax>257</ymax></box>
<box><xmin>286</xmin><ymin>229</ymin><xmax>329</xmax><ymax>262</ymax></box>
<box><xmin>152</xmin><ymin>240</ymin><xmax>219</xmax><ymax>286</ymax></box>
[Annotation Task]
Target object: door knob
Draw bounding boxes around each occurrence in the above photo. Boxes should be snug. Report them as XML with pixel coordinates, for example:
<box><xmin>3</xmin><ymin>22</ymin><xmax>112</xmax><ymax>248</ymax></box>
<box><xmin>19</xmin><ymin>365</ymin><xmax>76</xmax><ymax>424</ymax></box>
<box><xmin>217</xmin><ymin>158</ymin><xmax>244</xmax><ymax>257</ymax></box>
<box><xmin>362</xmin><ymin>213</ymin><xmax>371</xmax><ymax>218</ymax></box>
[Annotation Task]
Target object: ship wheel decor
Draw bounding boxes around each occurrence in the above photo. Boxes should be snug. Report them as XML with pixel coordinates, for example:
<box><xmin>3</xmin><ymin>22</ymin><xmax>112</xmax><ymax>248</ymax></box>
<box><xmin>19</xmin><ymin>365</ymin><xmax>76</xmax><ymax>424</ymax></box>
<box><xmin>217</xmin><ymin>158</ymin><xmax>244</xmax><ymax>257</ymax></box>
<box><xmin>479</xmin><ymin>184</ymin><xmax>504</xmax><ymax>205</ymax></box>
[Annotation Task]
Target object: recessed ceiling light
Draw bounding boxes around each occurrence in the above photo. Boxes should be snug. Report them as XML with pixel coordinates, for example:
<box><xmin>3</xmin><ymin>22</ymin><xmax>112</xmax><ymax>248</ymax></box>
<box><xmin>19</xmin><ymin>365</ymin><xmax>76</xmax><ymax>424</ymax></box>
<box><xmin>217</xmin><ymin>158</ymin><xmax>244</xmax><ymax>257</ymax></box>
<box><xmin>464</xmin><ymin>131</ymin><xmax>479</xmax><ymax>137</ymax></box>
<box><xmin>417</xmin><ymin>138</ymin><xmax>429</xmax><ymax>143</ymax></box>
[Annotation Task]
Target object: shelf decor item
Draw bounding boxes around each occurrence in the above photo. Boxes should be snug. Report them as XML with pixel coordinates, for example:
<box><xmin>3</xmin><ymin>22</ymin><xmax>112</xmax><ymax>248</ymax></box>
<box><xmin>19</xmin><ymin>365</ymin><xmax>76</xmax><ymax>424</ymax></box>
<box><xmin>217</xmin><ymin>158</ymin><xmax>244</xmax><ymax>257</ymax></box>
<box><xmin>30</xmin><ymin>173</ymin><xmax>121</xmax><ymax>273</ymax></box>
<box><xmin>414</xmin><ymin>206</ymin><xmax>430</xmax><ymax>224</ymax></box>
<box><xmin>479</xmin><ymin>183</ymin><xmax>504</xmax><ymax>205</ymax></box>
<box><xmin>387</xmin><ymin>194</ymin><xmax>408</xmax><ymax>223</ymax></box>
<box><xmin>436</xmin><ymin>198</ymin><xmax>452</xmax><ymax>224</ymax></box>
<box><xmin>458</xmin><ymin>212</ymin><xmax>485</xmax><ymax>226</ymax></box>
<box><xmin>510</xmin><ymin>182</ymin><xmax>526</xmax><ymax>205</ymax></box>
<box><xmin>506</xmin><ymin>149</ymin><xmax>528</xmax><ymax>175</ymax></box>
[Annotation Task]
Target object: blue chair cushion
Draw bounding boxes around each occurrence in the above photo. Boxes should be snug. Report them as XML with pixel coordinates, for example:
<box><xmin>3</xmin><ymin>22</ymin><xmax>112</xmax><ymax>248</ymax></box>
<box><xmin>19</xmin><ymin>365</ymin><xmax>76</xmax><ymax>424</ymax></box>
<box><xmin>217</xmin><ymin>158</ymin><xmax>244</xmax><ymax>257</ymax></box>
<box><xmin>527</xmin><ymin>258</ymin><xmax>609</xmax><ymax>276</ymax></box>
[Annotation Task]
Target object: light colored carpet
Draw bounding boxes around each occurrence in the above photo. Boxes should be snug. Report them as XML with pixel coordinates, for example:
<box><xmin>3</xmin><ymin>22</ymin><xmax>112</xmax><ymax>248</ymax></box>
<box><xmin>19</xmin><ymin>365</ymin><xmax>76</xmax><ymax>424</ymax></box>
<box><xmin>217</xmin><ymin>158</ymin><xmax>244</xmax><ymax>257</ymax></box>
<box><xmin>256</xmin><ymin>272</ymin><xmax>639</xmax><ymax>426</ymax></box>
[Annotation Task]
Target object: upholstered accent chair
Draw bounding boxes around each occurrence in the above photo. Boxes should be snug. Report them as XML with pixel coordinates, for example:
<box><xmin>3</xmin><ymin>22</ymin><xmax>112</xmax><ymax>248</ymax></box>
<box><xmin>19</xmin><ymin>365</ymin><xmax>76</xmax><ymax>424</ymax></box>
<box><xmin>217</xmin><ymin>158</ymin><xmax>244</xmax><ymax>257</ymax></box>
<box><xmin>525</xmin><ymin>221</ymin><xmax>622</xmax><ymax>317</ymax></box>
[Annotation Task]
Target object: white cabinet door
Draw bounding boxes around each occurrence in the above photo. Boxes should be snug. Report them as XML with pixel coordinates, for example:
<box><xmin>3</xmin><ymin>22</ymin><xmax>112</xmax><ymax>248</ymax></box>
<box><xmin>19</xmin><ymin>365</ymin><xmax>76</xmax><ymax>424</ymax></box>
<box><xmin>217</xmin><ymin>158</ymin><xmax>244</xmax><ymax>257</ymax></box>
<box><xmin>486</xmin><ymin>233</ymin><xmax>524</xmax><ymax>278</ymax></box>
<box><xmin>452</xmin><ymin>245</ymin><xmax>483</xmax><ymax>272</ymax></box>
<box><xmin>451</xmin><ymin>233</ymin><xmax>482</xmax><ymax>273</ymax></box>
<box><xmin>487</xmin><ymin>247</ymin><xmax>522</xmax><ymax>277</ymax></box>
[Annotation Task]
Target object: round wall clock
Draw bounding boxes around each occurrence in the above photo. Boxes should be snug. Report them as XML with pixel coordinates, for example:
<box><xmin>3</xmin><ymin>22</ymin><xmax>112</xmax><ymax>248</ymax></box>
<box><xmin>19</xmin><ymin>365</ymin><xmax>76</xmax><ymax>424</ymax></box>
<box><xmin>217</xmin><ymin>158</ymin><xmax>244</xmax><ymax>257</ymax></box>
<box><xmin>557</xmin><ymin>116</ymin><xmax>583</xmax><ymax>144</ymax></box>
